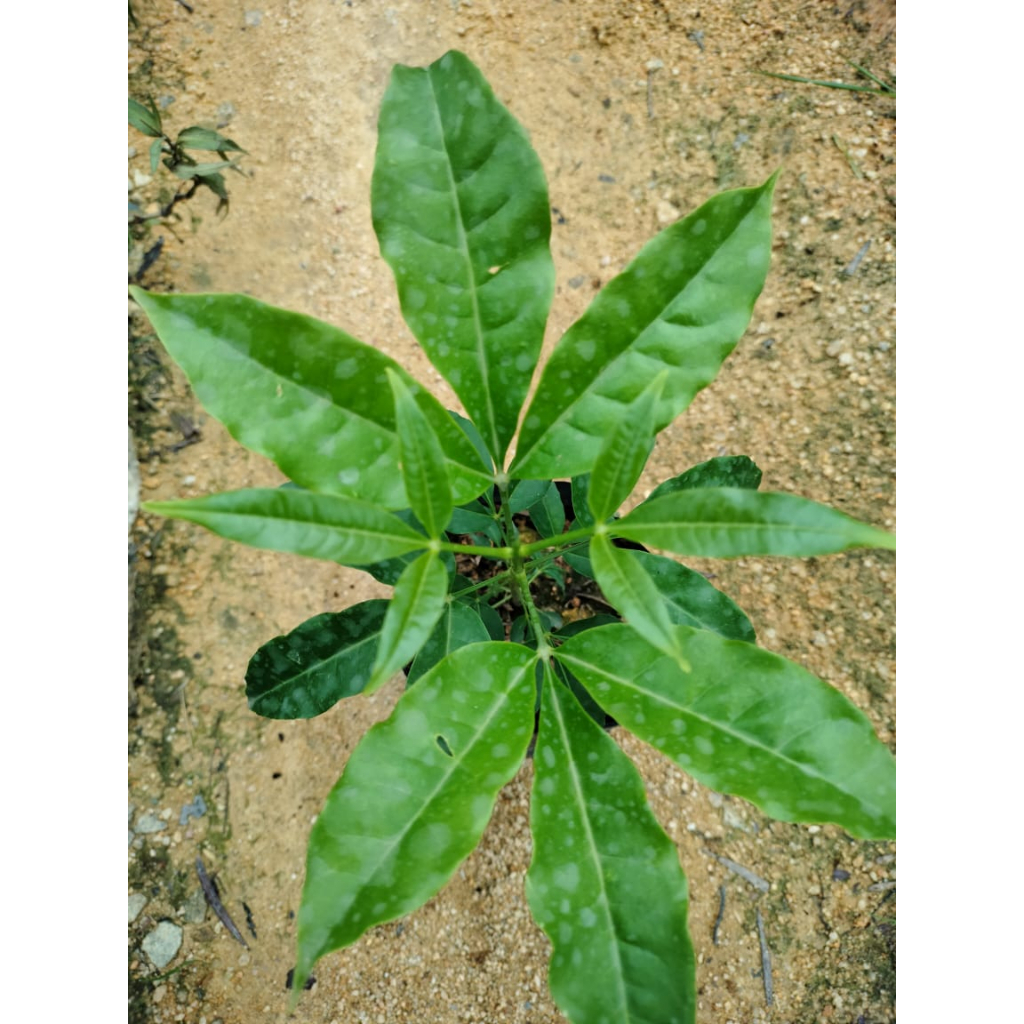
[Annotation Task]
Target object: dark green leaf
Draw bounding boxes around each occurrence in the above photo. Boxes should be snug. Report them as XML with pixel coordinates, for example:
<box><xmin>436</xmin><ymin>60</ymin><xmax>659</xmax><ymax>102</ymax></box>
<box><xmin>527</xmin><ymin>481</ymin><xmax>566</xmax><ymax>539</ymax></box>
<box><xmin>406</xmin><ymin>601</ymin><xmax>491</xmax><ymax>684</ymax></box>
<box><xmin>613</xmin><ymin>488</ymin><xmax>895</xmax><ymax>557</ymax></box>
<box><xmin>630</xmin><ymin>550</ymin><xmax>755</xmax><ymax>642</ymax></box>
<box><xmin>508</xmin><ymin>479</ymin><xmax>550</xmax><ymax>513</ymax></box>
<box><xmin>526</xmin><ymin>666</ymin><xmax>695</xmax><ymax>1024</ymax></box>
<box><xmin>555</xmin><ymin>624</ymin><xmax>896</xmax><ymax>839</ymax></box>
<box><xmin>149</xmin><ymin>138</ymin><xmax>164</xmax><ymax>175</ymax></box>
<box><xmin>294</xmin><ymin>642</ymin><xmax>537</xmax><ymax>991</ymax></box>
<box><xmin>348</xmin><ymin>508</ymin><xmax>454</xmax><ymax>586</ymax></box>
<box><xmin>645</xmin><ymin>455</ymin><xmax>763</xmax><ymax>504</ymax></box>
<box><xmin>367</xmin><ymin>552</ymin><xmax>449</xmax><ymax>692</ymax></box>
<box><xmin>128</xmin><ymin>289</ymin><xmax>492</xmax><ymax>508</ymax></box>
<box><xmin>129</xmin><ymin>97</ymin><xmax>163</xmax><ymax>137</ymax></box>
<box><xmin>388</xmin><ymin>370</ymin><xmax>454</xmax><ymax>538</ymax></box>
<box><xmin>176</xmin><ymin>126</ymin><xmax>247</xmax><ymax>153</ymax></box>
<box><xmin>143</xmin><ymin>488</ymin><xmax>428</xmax><ymax>564</ymax></box>
<box><xmin>511</xmin><ymin>175</ymin><xmax>777</xmax><ymax>479</ymax></box>
<box><xmin>588</xmin><ymin>373</ymin><xmax>665</xmax><ymax>522</ymax></box>
<box><xmin>446</xmin><ymin>501</ymin><xmax>501</xmax><ymax>542</ymax></box>
<box><xmin>372</xmin><ymin>50</ymin><xmax>556</xmax><ymax>460</ymax></box>
<box><xmin>571</xmin><ymin>474</ymin><xmax>594</xmax><ymax>527</ymax></box>
<box><xmin>246</xmin><ymin>601</ymin><xmax>388</xmax><ymax>718</ymax></box>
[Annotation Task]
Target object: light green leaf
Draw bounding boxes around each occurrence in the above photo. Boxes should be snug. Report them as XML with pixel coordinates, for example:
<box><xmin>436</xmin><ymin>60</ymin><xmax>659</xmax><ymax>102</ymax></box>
<box><xmin>176</xmin><ymin>126</ymin><xmax>247</xmax><ymax>153</ymax></box>
<box><xmin>388</xmin><ymin>370</ymin><xmax>454</xmax><ymax>538</ymax></box>
<box><xmin>148</xmin><ymin>138</ymin><xmax>164</xmax><ymax>175</ymax></box>
<box><xmin>526</xmin><ymin>665</ymin><xmax>695</xmax><ymax>1024</ymax></box>
<box><xmin>511</xmin><ymin>175</ymin><xmax>777</xmax><ymax>480</ymax></box>
<box><xmin>367</xmin><ymin>552</ymin><xmax>449</xmax><ymax>693</ymax></box>
<box><xmin>407</xmin><ymin>600</ymin><xmax>491</xmax><ymax>684</ymax></box>
<box><xmin>588</xmin><ymin>373</ymin><xmax>665</xmax><ymax>522</ymax></box>
<box><xmin>372</xmin><ymin>50</ymin><xmax>555</xmax><ymax>461</ymax></box>
<box><xmin>129</xmin><ymin>97</ymin><xmax>162</xmax><ymax>137</ymax></box>
<box><xmin>589</xmin><ymin>532</ymin><xmax>682</xmax><ymax>660</ymax></box>
<box><xmin>143</xmin><ymin>488</ymin><xmax>428</xmax><ymax>564</ymax></box>
<box><xmin>555</xmin><ymin>624</ymin><xmax>896</xmax><ymax>839</ymax></box>
<box><xmin>630</xmin><ymin>550</ymin><xmax>755</xmax><ymax>642</ymax></box>
<box><xmin>613</xmin><ymin>488</ymin><xmax>895</xmax><ymax>557</ymax></box>
<box><xmin>645</xmin><ymin>455</ymin><xmax>763</xmax><ymax>504</ymax></box>
<box><xmin>171</xmin><ymin>159</ymin><xmax>240</xmax><ymax>179</ymax></box>
<box><xmin>128</xmin><ymin>289</ymin><xmax>492</xmax><ymax>508</ymax></box>
<box><xmin>245</xmin><ymin>601</ymin><xmax>388</xmax><ymax>718</ymax></box>
<box><xmin>295</xmin><ymin>642</ymin><xmax>537</xmax><ymax>991</ymax></box>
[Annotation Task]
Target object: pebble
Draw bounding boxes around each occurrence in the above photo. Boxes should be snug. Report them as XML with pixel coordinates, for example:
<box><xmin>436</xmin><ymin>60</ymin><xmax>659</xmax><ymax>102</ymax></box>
<box><xmin>216</xmin><ymin>102</ymin><xmax>236</xmax><ymax>128</ymax></box>
<box><xmin>135</xmin><ymin>812</ymin><xmax>167</xmax><ymax>834</ymax></box>
<box><xmin>656</xmin><ymin>200</ymin><xmax>681</xmax><ymax>224</ymax></box>
<box><xmin>244</xmin><ymin>10</ymin><xmax>262</xmax><ymax>27</ymax></box>
<box><xmin>128</xmin><ymin>893</ymin><xmax>148</xmax><ymax>922</ymax></box>
<box><xmin>142</xmin><ymin>921</ymin><xmax>183</xmax><ymax>969</ymax></box>
<box><xmin>182</xmin><ymin>890</ymin><xmax>208</xmax><ymax>924</ymax></box>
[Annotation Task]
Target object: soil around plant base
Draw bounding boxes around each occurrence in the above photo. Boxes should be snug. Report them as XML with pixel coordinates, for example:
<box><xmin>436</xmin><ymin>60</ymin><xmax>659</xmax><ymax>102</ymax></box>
<box><xmin>129</xmin><ymin>2</ymin><xmax>895</xmax><ymax>1021</ymax></box>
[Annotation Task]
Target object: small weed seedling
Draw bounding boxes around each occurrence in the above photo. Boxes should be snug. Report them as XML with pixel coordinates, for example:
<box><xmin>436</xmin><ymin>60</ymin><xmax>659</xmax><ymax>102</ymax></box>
<box><xmin>133</xmin><ymin>51</ymin><xmax>895</xmax><ymax>1023</ymax></box>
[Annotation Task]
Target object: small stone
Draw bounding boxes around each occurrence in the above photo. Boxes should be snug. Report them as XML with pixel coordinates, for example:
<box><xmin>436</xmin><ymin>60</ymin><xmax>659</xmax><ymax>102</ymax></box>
<box><xmin>216</xmin><ymin>102</ymin><xmax>235</xmax><ymax>128</ymax></box>
<box><xmin>244</xmin><ymin>10</ymin><xmax>262</xmax><ymax>27</ymax></box>
<box><xmin>656</xmin><ymin>200</ymin><xmax>680</xmax><ymax>224</ymax></box>
<box><xmin>826</xmin><ymin>340</ymin><xmax>844</xmax><ymax>357</ymax></box>
<box><xmin>135</xmin><ymin>812</ymin><xmax>166</xmax><ymax>834</ymax></box>
<box><xmin>182</xmin><ymin>889</ymin><xmax>208</xmax><ymax>924</ymax></box>
<box><xmin>142</xmin><ymin>921</ymin><xmax>183</xmax><ymax>969</ymax></box>
<box><xmin>128</xmin><ymin>893</ymin><xmax>148</xmax><ymax>922</ymax></box>
<box><xmin>567</xmin><ymin>275</ymin><xmax>587</xmax><ymax>290</ymax></box>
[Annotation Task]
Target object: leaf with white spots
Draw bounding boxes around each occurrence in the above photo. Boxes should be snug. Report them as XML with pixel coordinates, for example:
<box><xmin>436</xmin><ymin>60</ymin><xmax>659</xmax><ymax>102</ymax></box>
<box><xmin>294</xmin><ymin>643</ymin><xmax>537</xmax><ymax>992</ymax></box>
<box><xmin>555</xmin><ymin>624</ymin><xmax>896</xmax><ymax>840</ymax></box>
<box><xmin>526</xmin><ymin>664</ymin><xmax>695</xmax><ymax>1024</ymax></box>
<box><xmin>511</xmin><ymin>175</ymin><xmax>777</xmax><ymax>480</ymax></box>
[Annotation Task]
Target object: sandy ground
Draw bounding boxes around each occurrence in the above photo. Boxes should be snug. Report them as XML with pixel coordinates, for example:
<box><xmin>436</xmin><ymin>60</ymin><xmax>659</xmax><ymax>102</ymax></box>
<box><xmin>129</xmin><ymin>2</ymin><xmax>895</xmax><ymax>1021</ymax></box>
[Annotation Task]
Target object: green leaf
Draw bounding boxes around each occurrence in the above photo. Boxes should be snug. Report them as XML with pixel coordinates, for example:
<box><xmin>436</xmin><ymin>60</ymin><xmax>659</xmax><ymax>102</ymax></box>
<box><xmin>526</xmin><ymin>665</ymin><xmax>695</xmax><ymax>1024</ymax></box>
<box><xmin>588</xmin><ymin>373</ymin><xmax>665</xmax><ymax>522</ymax></box>
<box><xmin>613</xmin><ymin>488</ymin><xmax>895</xmax><ymax>557</ymax></box>
<box><xmin>570</xmin><ymin>474</ymin><xmax>594</xmax><ymax>527</ymax></box>
<box><xmin>508</xmin><ymin>479</ymin><xmax>550</xmax><ymax>514</ymax></box>
<box><xmin>388</xmin><ymin>370</ymin><xmax>454</xmax><ymax>538</ymax></box>
<box><xmin>129</xmin><ymin>97</ymin><xmax>162</xmax><ymax>137</ymax></box>
<box><xmin>348</xmin><ymin>508</ymin><xmax>454</xmax><ymax>586</ymax></box>
<box><xmin>645</xmin><ymin>455</ymin><xmax>763</xmax><ymax>504</ymax></box>
<box><xmin>446</xmin><ymin>501</ymin><xmax>501</xmax><ymax>542</ymax></box>
<box><xmin>527</xmin><ymin>481</ymin><xmax>566</xmax><ymax>538</ymax></box>
<box><xmin>367</xmin><ymin>552</ymin><xmax>449</xmax><ymax>693</ymax></box>
<box><xmin>511</xmin><ymin>175</ymin><xmax>777</xmax><ymax>480</ymax></box>
<box><xmin>128</xmin><ymin>289</ymin><xmax>492</xmax><ymax>508</ymax></box>
<box><xmin>295</xmin><ymin>642</ymin><xmax>538</xmax><ymax>991</ymax></box>
<box><xmin>143</xmin><ymin>488</ymin><xmax>428</xmax><ymax>564</ymax></box>
<box><xmin>148</xmin><ymin>138</ymin><xmax>164</xmax><ymax>175</ymax></box>
<box><xmin>171</xmin><ymin>159</ymin><xmax>241</xmax><ymax>179</ymax></box>
<box><xmin>590</xmin><ymin>532</ymin><xmax>683</xmax><ymax>660</ymax></box>
<box><xmin>630</xmin><ymin>550</ymin><xmax>755</xmax><ymax>642</ymax></box>
<box><xmin>246</xmin><ymin>601</ymin><xmax>388</xmax><ymax>718</ymax></box>
<box><xmin>372</xmin><ymin>49</ymin><xmax>556</xmax><ymax>461</ymax></box>
<box><xmin>176</xmin><ymin>126</ymin><xmax>247</xmax><ymax>153</ymax></box>
<box><xmin>406</xmin><ymin>600</ymin><xmax>491</xmax><ymax>684</ymax></box>
<box><xmin>555</xmin><ymin>624</ymin><xmax>896</xmax><ymax>839</ymax></box>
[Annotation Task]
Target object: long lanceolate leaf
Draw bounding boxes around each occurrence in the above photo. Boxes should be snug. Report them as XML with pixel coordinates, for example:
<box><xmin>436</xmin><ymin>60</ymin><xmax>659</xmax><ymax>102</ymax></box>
<box><xmin>372</xmin><ymin>50</ymin><xmax>556</xmax><ymax>461</ymax></box>
<box><xmin>613</xmin><ymin>487</ymin><xmax>896</xmax><ymax>557</ymax></box>
<box><xmin>129</xmin><ymin>289</ymin><xmax>492</xmax><ymax>508</ymax></box>
<box><xmin>511</xmin><ymin>176</ymin><xmax>777</xmax><ymax>480</ymax></box>
<box><xmin>246</xmin><ymin>601</ymin><xmax>388</xmax><ymax>719</ymax></box>
<box><xmin>143</xmin><ymin>488</ymin><xmax>428</xmax><ymax>564</ymax></box>
<box><xmin>556</xmin><ymin>625</ymin><xmax>896</xmax><ymax>839</ymax></box>
<box><xmin>294</xmin><ymin>643</ymin><xmax>537</xmax><ymax>992</ymax></box>
<box><xmin>527</xmin><ymin>666</ymin><xmax>695</xmax><ymax>1024</ymax></box>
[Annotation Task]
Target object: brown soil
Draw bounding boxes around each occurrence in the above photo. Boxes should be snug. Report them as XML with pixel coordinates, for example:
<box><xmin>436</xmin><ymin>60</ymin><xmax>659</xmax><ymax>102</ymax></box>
<box><xmin>128</xmin><ymin>3</ymin><xmax>895</xmax><ymax>1022</ymax></box>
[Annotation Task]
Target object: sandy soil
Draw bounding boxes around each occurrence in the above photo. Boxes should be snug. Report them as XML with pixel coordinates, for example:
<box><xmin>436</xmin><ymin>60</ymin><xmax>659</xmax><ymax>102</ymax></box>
<box><xmin>129</xmin><ymin>2</ymin><xmax>895</xmax><ymax>1022</ymax></box>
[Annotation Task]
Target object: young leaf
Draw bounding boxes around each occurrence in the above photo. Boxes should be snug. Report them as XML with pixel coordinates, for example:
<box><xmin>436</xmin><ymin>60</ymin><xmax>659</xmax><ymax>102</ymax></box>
<box><xmin>511</xmin><ymin>175</ymin><xmax>777</xmax><ymax>480</ymax></box>
<box><xmin>526</xmin><ymin>665</ymin><xmax>695</xmax><ymax>1024</ymax></box>
<box><xmin>589</xmin><ymin>532</ymin><xmax>683</xmax><ymax>660</ymax></box>
<box><xmin>129</xmin><ymin>97</ymin><xmax>163</xmax><ymax>137</ymax></box>
<box><xmin>612</xmin><ymin>488</ymin><xmax>895</xmax><ymax>557</ymax></box>
<box><xmin>406</xmin><ymin>600</ymin><xmax>491</xmax><ymax>684</ymax></box>
<box><xmin>176</xmin><ymin>126</ymin><xmax>247</xmax><ymax>153</ymax></box>
<box><xmin>372</xmin><ymin>50</ymin><xmax>556</xmax><ymax>461</ymax></box>
<box><xmin>588</xmin><ymin>372</ymin><xmax>665</xmax><ymax>522</ymax></box>
<box><xmin>294</xmin><ymin>642</ymin><xmax>537</xmax><ymax>992</ymax></box>
<box><xmin>526</xmin><ymin>481</ymin><xmax>566</xmax><ymax>539</ymax></box>
<box><xmin>129</xmin><ymin>289</ymin><xmax>492</xmax><ymax>508</ymax></box>
<box><xmin>246</xmin><ymin>601</ymin><xmax>389</xmax><ymax>719</ymax></box>
<box><xmin>366</xmin><ymin>551</ymin><xmax>449</xmax><ymax>693</ymax></box>
<box><xmin>143</xmin><ymin>488</ymin><xmax>429</xmax><ymax>564</ymax></box>
<box><xmin>148</xmin><ymin>138</ymin><xmax>164</xmax><ymax>175</ymax></box>
<box><xmin>387</xmin><ymin>370</ymin><xmax>454</xmax><ymax>538</ymax></box>
<box><xmin>555</xmin><ymin>624</ymin><xmax>896</xmax><ymax>839</ymax></box>
<box><xmin>644</xmin><ymin>454</ymin><xmax>763</xmax><ymax>503</ymax></box>
<box><xmin>630</xmin><ymin>550</ymin><xmax>755</xmax><ymax>642</ymax></box>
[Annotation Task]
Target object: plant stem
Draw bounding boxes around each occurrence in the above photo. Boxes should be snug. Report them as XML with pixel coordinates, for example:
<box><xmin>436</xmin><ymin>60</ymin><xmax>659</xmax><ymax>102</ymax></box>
<box><xmin>519</xmin><ymin>525</ymin><xmax>594</xmax><ymax>557</ymax></box>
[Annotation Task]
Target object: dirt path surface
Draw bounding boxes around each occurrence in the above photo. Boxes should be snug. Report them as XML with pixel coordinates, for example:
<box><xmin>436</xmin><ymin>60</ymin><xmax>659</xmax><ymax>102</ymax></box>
<box><xmin>129</xmin><ymin>3</ymin><xmax>895</xmax><ymax>1022</ymax></box>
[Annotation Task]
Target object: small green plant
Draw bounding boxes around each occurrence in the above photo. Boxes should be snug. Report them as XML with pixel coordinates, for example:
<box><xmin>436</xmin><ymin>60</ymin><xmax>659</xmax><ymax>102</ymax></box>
<box><xmin>132</xmin><ymin>51</ymin><xmax>895</xmax><ymax>1023</ymax></box>
<box><xmin>759</xmin><ymin>58</ymin><xmax>896</xmax><ymax>97</ymax></box>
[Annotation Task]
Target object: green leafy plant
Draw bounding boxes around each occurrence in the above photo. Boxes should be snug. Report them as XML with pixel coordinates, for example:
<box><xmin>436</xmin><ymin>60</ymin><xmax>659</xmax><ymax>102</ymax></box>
<box><xmin>759</xmin><ymin>58</ymin><xmax>896</xmax><ymax>97</ymax></box>
<box><xmin>131</xmin><ymin>50</ymin><xmax>895</xmax><ymax>1023</ymax></box>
